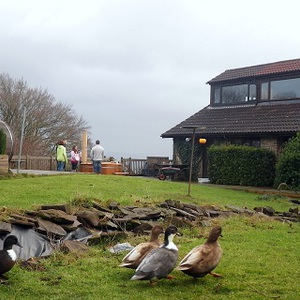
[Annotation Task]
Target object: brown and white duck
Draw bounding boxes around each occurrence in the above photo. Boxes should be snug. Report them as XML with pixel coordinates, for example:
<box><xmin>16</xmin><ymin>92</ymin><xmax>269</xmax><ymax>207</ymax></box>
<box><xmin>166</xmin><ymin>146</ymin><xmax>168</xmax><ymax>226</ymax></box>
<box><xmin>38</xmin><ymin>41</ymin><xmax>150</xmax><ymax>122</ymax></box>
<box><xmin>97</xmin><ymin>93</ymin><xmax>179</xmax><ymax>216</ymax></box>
<box><xmin>0</xmin><ymin>235</ymin><xmax>22</xmax><ymax>279</ymax></box>
<box><xmin>119</xmin><ymin>225</ymin><xmax>164</xmax><ymax>269</ymax></box>
<box><xmin>130</xmin><ymin>225</ymin><xmax>180</xmax><ymax>284</ymax></box>
<box><xmin>177</xmin><ymin>226</ymin><xmax>223</xmax><ymax>278</ymax></box>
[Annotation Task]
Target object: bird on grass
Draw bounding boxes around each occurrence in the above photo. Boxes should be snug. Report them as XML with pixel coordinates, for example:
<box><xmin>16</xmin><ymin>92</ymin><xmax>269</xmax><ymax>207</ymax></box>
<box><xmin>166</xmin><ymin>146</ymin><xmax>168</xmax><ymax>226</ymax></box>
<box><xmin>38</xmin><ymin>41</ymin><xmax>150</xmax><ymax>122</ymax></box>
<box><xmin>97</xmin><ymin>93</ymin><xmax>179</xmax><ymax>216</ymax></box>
<box><xmin>130</xmin><ymin>225</ymin><xmax>180</xmax><ymax>284</ymax></box>
<box><xmin>177</xmin><ymin>226</ymin><xmax>223</xmax><ymax>278</ymax></box>
<box><xmin>0</xmin><ymin>235</ymin><xmax>22</xmax><ymax>281</ymax></box>
<box><xmin>119</xmin><ymin>225</ymin><xmax>164</xmax><ymax>269</ymax></box>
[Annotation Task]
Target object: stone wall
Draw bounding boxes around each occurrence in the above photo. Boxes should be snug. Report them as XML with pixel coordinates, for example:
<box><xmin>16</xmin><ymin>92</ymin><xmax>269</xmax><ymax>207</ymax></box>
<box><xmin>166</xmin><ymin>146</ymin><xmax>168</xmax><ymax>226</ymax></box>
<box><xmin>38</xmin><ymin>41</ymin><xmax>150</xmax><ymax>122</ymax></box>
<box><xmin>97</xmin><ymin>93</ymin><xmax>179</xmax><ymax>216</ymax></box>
<box><xmin>261</xmin><ymin>137</ymin><xmax>280</xmax><ymax>155</ymax></box>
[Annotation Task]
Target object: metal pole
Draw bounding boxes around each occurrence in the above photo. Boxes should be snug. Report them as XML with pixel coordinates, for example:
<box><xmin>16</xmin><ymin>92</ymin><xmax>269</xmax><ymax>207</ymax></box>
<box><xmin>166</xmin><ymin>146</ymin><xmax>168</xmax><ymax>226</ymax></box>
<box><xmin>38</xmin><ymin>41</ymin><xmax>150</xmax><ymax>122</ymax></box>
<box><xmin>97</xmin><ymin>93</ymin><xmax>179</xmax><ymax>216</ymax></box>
<box><xmin>17</xmin><ymin>105</ymin><xmax>26</xmax><ymax>173</ymax></box>
<box><xmin>187</xmin><ymin>127</ymin><xmax>196</xmax><ymax>196</ymax></box>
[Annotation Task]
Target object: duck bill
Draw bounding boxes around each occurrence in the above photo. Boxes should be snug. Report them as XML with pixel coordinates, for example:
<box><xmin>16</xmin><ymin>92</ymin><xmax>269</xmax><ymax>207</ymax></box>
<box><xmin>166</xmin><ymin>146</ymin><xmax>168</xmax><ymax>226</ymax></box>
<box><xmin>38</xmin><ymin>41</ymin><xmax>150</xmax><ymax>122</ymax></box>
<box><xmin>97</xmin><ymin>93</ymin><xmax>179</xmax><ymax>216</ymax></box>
<box><xmin>16</xmin><ymin>242</ymin><xmax>23</xmax><ymax>248</ymax></box>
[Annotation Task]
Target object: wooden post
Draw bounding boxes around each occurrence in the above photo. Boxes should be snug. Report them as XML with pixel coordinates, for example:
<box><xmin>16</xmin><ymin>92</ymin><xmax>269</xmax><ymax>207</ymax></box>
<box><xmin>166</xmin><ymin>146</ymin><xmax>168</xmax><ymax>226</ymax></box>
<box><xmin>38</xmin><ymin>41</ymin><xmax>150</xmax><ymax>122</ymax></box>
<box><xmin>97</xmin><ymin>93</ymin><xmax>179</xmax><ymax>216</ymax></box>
<box><xmin>0</xmin><ymin>155</ymin><xmax>9</xmax><ymax>174</ymax></box>
<box><xmin>128</xmin><ymin>157</ymin><xmax>132</xmax><ymax>175</ymax></box>
<box><xmin>49</xmin><ymin>155</ymin><xmax>52</xmax><ymax>171</ymax></box>
<box><xmin>81</xmin><ymin>130</ymin><xmax>88</xmax><ymax>164</ymax></box>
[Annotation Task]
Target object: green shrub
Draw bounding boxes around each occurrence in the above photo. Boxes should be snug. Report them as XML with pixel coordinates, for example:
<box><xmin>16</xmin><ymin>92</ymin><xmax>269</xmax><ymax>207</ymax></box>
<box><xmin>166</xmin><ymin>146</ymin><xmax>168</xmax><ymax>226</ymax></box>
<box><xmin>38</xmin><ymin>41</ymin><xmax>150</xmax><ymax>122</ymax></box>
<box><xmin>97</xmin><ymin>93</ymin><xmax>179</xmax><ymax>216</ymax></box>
<box><xmin>275</xmin><ymin>132</ymin><xmax>300</xmax><ymax>190</ymax></box>
<box><xmin>0</xmin><ymin>129</ymin><xmax>6</xmax><ymax>154</ymax></box>
<box><xmin>173</xmin><ymin>138</ymin><xmax>202</xmax><ymax>181</ymax></box>
<box><xmin>208</xmin><ymin>145</ymin><xmax>276</xmax><ymax>187</ymax></box>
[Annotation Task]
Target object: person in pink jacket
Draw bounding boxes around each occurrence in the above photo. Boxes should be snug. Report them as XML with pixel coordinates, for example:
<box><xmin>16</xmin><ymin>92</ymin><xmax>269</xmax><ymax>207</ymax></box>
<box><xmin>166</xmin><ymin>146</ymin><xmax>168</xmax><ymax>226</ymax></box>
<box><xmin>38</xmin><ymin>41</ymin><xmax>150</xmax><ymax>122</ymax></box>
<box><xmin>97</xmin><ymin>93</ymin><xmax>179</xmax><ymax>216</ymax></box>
<box><xmin>70</xmin><ymin>145</ymin><xmax>81</xmax><ymax>172</ymax></box>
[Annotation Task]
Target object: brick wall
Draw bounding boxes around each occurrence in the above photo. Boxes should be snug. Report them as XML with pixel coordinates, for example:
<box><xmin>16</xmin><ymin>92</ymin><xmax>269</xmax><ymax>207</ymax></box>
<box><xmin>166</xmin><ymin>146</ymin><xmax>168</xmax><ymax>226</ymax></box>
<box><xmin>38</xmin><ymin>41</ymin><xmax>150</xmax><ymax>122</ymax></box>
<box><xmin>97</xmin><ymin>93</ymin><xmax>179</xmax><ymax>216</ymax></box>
<box><xmin>261</xmin><ymin>138</ymin><xmax>279</xmax><ymax>155</ymax></box>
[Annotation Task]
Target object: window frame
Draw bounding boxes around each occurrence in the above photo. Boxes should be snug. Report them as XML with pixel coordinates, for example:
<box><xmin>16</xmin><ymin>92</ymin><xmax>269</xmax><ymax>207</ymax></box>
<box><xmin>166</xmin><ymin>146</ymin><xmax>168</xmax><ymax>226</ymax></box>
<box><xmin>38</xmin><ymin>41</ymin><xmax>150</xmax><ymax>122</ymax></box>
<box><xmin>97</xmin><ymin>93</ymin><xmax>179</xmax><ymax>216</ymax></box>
<box><xmin>211</xmin><ymin>83</ymin><xmax>257</xmax><ymax>105</ymax></box>
<box><xmin>211</xmin><ymin>74</ymin><xmax>300</xmax><ymax>106</ymax></box>
<box><xmin>258</xmin><ymin>76</ymin><xmax>300</xmax><ymax>102</ymax></box>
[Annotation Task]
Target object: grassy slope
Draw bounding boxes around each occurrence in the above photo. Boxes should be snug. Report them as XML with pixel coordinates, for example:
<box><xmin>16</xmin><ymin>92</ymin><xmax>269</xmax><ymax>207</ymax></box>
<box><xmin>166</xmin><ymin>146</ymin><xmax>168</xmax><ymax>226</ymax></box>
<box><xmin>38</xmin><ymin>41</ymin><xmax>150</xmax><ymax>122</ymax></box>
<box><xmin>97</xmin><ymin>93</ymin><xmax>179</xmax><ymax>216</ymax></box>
<box><xmin>0</xmin><ymin>174</ymin><xmax>299</xmax><ymax>299</ymax></box>
<box><xmin>0</xmin><ymin>174</ymin><xmax>293</xmax><ymax>211</ymax></box>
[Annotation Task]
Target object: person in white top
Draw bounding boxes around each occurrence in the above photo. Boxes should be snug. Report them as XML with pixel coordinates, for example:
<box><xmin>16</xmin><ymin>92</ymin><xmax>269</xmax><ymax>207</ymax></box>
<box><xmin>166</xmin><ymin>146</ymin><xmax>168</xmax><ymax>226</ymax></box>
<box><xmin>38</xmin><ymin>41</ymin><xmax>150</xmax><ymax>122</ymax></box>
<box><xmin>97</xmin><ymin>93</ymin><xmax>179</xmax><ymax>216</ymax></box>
<box><xmin>70</xmin><ymin>145</ymin><xmax>81</xmax><ymax>172</ymax></box>
<box><xmin>90</xmin><ymin>140</ymin><xmax>104</xmax><ymax>174</ymax></box>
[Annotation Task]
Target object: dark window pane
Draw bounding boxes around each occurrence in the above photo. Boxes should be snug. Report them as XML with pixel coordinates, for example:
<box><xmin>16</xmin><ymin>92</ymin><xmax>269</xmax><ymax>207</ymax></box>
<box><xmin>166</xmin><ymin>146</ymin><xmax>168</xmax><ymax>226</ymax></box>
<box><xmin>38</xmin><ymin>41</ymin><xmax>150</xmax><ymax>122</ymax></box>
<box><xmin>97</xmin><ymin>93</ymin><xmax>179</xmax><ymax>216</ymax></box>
<box><xmin>252</xmin><ymin>140</ymin><xmax>261</xmax><ymax>147</ymax></box>
<box><xmin>261</xmin><ymin>82</ymin><xmax>268</xmax><ymax>100</ymax></box>
<box><xmin>249</xmin><ymin>84</ymin><xmax>256</xmax><ymax>101</ymax></box>
<box><xmin>222</xmin><ymin>84</ymin><xmax>248</xmax><ymax>103</ymax></box>
<box><xmin>214</xmin><ymin>87</ymin><xmax>221</xmax><ymax>103</ymax></box>
<box><xmin>271</xmin><ymin>78</ymin><xmax>300</xmax><ymax>100</ymax></box>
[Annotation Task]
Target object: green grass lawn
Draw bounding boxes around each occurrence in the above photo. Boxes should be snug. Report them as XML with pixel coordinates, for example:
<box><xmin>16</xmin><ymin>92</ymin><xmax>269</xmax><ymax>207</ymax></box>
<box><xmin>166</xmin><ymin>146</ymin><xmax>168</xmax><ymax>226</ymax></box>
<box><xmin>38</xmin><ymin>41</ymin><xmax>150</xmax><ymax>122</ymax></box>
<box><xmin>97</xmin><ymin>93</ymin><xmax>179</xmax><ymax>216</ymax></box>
<box><xmin>0</xmin><ymin>174</ymin><xmax>299</xmax><ymax>299</ymax></box>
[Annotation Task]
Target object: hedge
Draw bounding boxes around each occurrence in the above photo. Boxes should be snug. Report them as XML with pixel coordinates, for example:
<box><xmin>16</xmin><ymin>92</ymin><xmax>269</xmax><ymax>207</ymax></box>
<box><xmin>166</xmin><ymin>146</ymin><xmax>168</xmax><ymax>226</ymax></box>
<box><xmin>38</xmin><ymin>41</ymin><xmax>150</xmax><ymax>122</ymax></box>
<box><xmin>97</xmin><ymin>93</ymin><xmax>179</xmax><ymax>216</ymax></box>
<box><xmin>275</xmin><ymin>132</ymin><xmax>300</xmax><ymax>190</ymax></box>
<box><xmin>0</xmin><ymin>129</ymin><xmax>6</xmax><ymax>155</ymax></box>
<box><xmin>208</xmin><ymin>145</ymin><xmax>276</xmax><ymax>187</ymax></box>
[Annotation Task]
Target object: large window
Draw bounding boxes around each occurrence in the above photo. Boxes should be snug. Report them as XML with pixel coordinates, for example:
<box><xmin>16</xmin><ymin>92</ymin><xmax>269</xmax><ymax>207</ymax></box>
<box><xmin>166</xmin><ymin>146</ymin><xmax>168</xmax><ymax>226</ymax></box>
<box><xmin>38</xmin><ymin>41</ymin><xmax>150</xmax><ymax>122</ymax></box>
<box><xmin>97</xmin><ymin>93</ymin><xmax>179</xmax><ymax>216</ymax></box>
<box><xmin>271</xmin><ymin>78</ymin><xmax>300</xmax><ymax>100</ymax></box>
<box><xmin>260</xmin><ymin>77</ymin><xmax>300</xmax><ymax>101</ymax></box>
<box><xmin>213</xmin><ymin>84</ymin><xmax>256</xmax><ymax>104</ymax></box>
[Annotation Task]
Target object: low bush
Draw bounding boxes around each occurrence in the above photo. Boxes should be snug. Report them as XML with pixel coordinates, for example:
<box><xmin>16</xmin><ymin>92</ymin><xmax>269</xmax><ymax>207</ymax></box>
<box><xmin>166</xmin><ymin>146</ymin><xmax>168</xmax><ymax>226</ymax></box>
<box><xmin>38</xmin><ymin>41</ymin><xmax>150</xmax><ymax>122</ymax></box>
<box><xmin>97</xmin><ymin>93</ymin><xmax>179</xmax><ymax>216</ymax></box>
<box><xmin>208</xmin><ymin>145</ymin><xmax>276</xmax><ymax>186</ymax></box>
<box><xmin>0</xmin><ymin>128</ymin><xmax>6</xmax><ymax>154</ymax></box>
<box><xmin>275</xmin><ymin>132</ymin><xmax>300</xmax><ymax>190</ymax></box>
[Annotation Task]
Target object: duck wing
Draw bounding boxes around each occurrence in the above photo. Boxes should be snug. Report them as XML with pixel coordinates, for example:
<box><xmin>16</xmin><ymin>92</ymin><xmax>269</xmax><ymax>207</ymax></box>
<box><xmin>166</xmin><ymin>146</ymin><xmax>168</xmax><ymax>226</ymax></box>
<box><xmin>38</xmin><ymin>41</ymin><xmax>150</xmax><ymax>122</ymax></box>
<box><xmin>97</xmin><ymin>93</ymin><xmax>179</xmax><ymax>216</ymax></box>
<box><xmin>178</xmin><ymin>243</ymin><xmax>222</xmax><ymax>276</ymax></box>
<box><xmin>177</xmin><ymin>245</ymin><xmax>207</xmax><ymax>270</ymax></box>
<box><xmin>0</xmin><ymin>251</ymin><xmax>16</xmax><ymax>275</ymax></box>
<box><xmin>131</xmin><ymin>248</ymin><xmax>178</xmax><ymax>280</ymax></box>
<box><xmin>119</xmin><ymin>242</ymin><xmax>159</xmax><ymax>268</ymax></box>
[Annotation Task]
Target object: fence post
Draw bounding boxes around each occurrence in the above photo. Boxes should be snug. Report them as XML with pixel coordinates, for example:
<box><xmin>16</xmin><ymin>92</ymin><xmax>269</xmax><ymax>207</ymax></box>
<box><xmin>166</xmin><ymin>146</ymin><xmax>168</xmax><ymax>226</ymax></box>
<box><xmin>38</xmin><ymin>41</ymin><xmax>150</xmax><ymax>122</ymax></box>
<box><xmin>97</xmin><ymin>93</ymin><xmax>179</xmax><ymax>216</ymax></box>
<box><xmin>128</xmin><ymin>157</ymin><xmax>132</xmax><ymax>175</ymax></box>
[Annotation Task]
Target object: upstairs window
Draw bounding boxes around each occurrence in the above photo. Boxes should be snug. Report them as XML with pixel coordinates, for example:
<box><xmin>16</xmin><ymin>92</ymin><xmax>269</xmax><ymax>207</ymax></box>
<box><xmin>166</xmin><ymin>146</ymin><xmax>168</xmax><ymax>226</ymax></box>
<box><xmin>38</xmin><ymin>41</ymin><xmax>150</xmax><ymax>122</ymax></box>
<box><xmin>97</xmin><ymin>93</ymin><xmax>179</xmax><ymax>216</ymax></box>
<box><xmin>222</xmin><ymin>84</ymin><xmax>248</xmax><ymax>103</ymax></box>
<box><xmin>260</xmin><ymin>77</ymin><xmax>300</xmax><ymax>101</ymax></box>
<box><xmin>270</xmin><ymin>78</ymin><xmax>300</xmax><ymax>100</ymax></box>
<box><xmin>213</xmin><ymin>84</ymin><xmax>256</xmax><ymax>104</ymax></box>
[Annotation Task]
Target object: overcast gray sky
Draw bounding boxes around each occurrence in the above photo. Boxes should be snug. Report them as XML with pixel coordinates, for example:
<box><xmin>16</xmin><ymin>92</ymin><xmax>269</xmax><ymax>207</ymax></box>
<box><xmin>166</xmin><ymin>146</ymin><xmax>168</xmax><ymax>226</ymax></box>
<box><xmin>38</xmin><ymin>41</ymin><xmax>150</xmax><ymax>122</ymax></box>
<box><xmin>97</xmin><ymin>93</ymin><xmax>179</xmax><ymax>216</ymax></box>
<box><xmin>1</xmin><ymin>0</ymin><xmax>299</xmax><ymax>160</ymax></box>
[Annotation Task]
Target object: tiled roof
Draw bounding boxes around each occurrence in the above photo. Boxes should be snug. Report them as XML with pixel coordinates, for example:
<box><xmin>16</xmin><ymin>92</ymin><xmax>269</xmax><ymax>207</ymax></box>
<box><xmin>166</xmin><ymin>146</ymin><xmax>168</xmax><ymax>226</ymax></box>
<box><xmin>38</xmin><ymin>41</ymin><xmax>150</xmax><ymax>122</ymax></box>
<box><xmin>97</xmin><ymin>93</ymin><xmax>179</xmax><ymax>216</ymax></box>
<box><xmin>208</xmin><ymin>58</ymin><xmax>300</xmax><ymax>84</ymax></box>
<box><xmin>161</xmin><ymin>101</ymin><xmax>300</xmax><ymax>138</ymax></box>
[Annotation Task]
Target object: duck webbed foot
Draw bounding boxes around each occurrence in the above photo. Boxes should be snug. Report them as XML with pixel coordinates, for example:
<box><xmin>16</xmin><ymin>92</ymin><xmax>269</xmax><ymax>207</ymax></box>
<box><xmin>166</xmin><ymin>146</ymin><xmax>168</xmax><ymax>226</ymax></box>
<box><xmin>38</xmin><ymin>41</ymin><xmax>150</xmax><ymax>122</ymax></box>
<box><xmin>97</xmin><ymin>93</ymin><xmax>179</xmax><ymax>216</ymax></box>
<box><xmin>0</xmin><ymin>275</ymin><xmax>9</xmax><ymax>284</ymax></box>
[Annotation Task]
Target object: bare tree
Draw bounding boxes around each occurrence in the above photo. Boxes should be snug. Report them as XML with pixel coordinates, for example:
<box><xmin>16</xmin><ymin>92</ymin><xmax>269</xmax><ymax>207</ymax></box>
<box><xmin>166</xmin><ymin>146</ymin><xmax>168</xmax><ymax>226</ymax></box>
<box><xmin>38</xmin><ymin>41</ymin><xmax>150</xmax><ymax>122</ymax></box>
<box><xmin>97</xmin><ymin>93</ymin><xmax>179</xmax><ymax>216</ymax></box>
<box><xmin>0</xmin><ymin>73</ymin><xmax>90</xmax><ymax>156</ymax></box>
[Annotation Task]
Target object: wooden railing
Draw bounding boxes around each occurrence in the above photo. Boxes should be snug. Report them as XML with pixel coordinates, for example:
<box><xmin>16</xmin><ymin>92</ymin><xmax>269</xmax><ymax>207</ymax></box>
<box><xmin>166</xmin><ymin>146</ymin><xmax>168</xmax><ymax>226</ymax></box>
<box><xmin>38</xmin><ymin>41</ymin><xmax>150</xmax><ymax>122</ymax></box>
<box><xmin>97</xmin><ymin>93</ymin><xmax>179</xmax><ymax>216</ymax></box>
<box><xmin>120</xmin><ymin>157</ymin><xmax>147</xmax><ymax>175</ymax></box>
<box><xmin>9</xmin><ymin>156</ymin><xmax>148</xmax><ymax>174</ymax></box>
<box><xmin>120</xmin><ymin>156</ymin><xmax>172</xmax><ymax>176</ymax></box>
<box><xmin>10</xmin><ymin>155</ymin><xmax>171</xmax><ymax>176</ymax></box>
<box><xmin>10</xmin><ymin>155</ymin><xmax>58</xmax><ymax>171</ymax></box>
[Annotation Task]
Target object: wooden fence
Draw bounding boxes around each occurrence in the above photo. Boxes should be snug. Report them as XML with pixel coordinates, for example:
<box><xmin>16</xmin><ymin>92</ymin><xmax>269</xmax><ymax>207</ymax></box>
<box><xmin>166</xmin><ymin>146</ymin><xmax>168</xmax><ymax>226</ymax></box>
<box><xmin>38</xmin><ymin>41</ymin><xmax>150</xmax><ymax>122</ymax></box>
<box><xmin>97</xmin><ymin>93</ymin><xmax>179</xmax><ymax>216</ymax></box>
<box><xmin>10</xmin><ymin>155</ymin><xmax>171</xmax><ymax>176</ymax></box>
<box><xmin>120</xmin><ymin>156</ymin><xmax>171</xmax><ymax>176</ymax></box>
<box><xmin>10</xmin><ymin>155</ymin><xmax>57</xmax><ymax>171</ymax></box>
<box><xmin>120</xmin><ymin>157</ymin><xmax>147</xmax><ymax>175</ymax></box>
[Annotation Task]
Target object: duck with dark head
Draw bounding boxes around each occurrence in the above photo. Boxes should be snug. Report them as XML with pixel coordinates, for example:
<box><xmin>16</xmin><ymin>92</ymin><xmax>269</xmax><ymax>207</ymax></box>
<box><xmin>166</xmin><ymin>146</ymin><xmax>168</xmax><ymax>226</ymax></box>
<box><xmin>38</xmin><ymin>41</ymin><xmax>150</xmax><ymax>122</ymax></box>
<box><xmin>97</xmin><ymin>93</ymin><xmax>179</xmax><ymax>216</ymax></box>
<box><xmin>0</xmin><ymin>235</ymin><xmax>22</xmax><ymax>281</ymax></box>
<box><xmin>131</xmin><ymin>225</ymin><xmax>181</xmax><ymax>285</ymax></box>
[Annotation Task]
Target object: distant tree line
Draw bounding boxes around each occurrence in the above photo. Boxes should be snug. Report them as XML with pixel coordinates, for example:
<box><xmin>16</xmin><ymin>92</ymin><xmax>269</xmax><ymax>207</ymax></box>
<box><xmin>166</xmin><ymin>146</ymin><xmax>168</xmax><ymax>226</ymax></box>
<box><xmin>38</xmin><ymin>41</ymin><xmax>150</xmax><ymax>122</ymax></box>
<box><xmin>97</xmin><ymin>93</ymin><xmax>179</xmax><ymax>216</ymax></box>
<box><xmin>0</xmin><ymin>73</ymin><xmax>90</xmax><ymax>156</ymax></box>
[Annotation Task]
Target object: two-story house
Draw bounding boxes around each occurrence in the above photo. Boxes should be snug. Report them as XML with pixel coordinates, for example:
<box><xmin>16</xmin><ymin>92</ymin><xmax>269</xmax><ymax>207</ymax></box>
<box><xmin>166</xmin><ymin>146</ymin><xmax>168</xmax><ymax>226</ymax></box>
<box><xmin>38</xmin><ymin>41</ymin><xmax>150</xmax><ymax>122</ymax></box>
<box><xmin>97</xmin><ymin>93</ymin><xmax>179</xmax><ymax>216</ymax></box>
<box><xmin>161</xmin><ymin>58</ymin><xmax>300</xmax><ymax>179</ymax></box>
